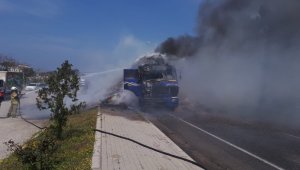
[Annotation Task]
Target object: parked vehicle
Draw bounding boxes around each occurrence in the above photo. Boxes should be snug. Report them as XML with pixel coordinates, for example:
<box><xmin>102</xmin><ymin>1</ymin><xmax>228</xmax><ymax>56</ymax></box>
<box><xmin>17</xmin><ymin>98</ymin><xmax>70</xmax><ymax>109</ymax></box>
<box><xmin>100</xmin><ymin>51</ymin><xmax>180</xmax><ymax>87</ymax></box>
<box><xmin>38</xmin><ymin>83</ymin><xmax>48</xmax><ymax>89</ymax></box>
<box><xmin>25</xmin><ymin>83</ymin><xmax>40</xmax><ymax>91</ymax></box>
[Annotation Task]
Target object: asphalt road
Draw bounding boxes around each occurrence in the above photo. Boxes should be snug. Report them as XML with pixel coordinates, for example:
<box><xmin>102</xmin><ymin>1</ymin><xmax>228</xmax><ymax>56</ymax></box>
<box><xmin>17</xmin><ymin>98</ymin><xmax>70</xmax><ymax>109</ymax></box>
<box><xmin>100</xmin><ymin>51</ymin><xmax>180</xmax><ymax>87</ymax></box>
<box><xmin>143</xmin><ymin>108</ymin><xmax>300</xmax><ymax>170</ymax></box>
<box><xmin>19</xmin><ymin>91</ymin><xmax>51</xmax><ymax>119</ymax></box>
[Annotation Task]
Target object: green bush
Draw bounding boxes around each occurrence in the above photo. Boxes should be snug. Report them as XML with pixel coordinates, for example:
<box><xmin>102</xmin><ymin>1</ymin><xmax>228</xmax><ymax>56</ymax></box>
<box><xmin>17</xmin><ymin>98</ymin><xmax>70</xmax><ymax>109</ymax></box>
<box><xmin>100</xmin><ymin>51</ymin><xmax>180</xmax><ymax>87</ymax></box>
<box><xmin>4</xmin><ymin>134</ymin><xmax>57</xmax><ymax>170</ymax></box>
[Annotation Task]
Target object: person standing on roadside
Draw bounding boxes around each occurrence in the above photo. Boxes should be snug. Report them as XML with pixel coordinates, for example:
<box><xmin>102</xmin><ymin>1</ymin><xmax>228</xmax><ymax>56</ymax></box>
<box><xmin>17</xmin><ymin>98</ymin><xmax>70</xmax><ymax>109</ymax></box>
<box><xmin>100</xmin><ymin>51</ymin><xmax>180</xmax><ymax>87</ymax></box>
<box><xmin>7</xmin><ymin>86</ymin><xmax>20</xmax><ymax>118</ymax></box>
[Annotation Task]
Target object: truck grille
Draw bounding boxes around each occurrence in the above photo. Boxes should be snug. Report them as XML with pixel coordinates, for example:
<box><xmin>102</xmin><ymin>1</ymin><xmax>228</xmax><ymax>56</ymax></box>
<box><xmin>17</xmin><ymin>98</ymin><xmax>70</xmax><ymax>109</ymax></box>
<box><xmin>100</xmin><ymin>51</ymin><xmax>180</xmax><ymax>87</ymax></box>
<box><xmin>145</xmin><ymin>86</ymin><xmax>178</xmax><ymax>97</ymax></box>
<box><xmin>153</xmin><ymin>86</ymin><xmax>168</xmax><ymax>95</ymax></box>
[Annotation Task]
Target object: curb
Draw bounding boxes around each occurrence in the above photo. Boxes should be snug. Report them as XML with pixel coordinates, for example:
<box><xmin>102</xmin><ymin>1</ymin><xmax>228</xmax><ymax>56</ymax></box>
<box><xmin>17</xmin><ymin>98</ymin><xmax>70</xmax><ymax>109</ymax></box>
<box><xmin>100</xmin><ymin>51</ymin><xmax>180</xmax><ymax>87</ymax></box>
<box><xmin>91</xmin><ymin>107</ymin><xmax>102</xmax><ymax>170</ymax></box>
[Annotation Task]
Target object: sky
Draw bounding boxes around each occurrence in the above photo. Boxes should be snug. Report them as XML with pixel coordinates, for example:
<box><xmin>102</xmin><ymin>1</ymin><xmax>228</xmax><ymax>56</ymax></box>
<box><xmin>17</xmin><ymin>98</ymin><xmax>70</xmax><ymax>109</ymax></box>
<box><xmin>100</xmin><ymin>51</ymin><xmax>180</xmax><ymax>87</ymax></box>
<box><xmin>0</xmin><ymin>0</ymin><xmax>200</xmax><ymax>72</ymax></box>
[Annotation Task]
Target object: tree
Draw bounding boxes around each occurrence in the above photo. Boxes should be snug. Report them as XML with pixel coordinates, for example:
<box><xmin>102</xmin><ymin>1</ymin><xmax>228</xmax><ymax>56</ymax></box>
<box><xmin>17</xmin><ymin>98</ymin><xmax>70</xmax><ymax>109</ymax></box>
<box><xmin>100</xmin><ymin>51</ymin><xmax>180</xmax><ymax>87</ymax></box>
<box><xmin>37</xmin><ymin>60</ymin><xmax>84</xmax><ymax>139</ymax></box>
<box><xmin>0</xmin><ymin>55</ymin><xmax>18</xmax><ymax>70</ymax></box>
<box><xmin>23</xmin><ymin>67</ymin><xmax>35</xmax><ymax>77</ymax></box>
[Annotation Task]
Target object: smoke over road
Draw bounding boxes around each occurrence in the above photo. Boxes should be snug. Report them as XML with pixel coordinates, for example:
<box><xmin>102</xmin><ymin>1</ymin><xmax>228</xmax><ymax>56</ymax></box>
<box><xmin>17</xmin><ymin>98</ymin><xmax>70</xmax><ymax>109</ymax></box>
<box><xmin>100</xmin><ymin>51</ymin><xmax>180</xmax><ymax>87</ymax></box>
<box><xmin>78</xmin><ymin>69</ymin><xmax>123</xmax><ymax>106</ymax></box>
<box><xmin>156</xmin><ymin>0</ymin><xmax>300</xmax><ymax>127</ymax></box>
<box><xmin>78</xmin><ymin>68</ymin><xmax>139</xmax><ymax>108</ymax></box>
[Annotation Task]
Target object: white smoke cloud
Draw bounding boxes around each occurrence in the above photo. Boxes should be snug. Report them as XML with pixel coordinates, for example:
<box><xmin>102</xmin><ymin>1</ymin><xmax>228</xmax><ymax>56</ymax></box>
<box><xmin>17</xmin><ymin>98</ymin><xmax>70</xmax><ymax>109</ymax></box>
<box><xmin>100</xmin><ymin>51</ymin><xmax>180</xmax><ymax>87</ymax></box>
<box><xmin>76</xmin><ymin>34</ymin><xmax>155</xmax><ymax>106</ymax></box>
<box><xmin>78</xmin><ymin>69</ymin><xmax>123</xmax><ymax>106</ymax></box>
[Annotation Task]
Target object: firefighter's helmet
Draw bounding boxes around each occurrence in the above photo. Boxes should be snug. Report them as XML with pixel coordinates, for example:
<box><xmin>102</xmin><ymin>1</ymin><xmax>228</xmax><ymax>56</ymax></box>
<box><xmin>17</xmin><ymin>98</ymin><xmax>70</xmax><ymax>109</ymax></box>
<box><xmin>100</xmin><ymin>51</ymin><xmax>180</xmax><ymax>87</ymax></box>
<box><xmin>11</xmin><ymin>86</ymin><xmax>17</xmax><ymax>91</ymax></box>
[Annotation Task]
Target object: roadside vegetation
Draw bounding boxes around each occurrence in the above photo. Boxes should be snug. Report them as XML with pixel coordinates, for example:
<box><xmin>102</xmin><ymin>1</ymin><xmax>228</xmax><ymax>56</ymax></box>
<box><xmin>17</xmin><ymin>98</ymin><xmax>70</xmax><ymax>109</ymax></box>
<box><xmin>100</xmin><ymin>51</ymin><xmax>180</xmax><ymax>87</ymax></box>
<box><xmin>0</xmin><ymin>108</ymin><xmax>97</xmax><ymax>169</ymax></box>
<box><xmin>0</xmin><ymin>60</ymin><xmax>94</xmax><ymax>169</ymax></box>
<box><xmin>36</xmin><ymin>60</ymin><xmax>85</xmax><ymax>139</ymax></box>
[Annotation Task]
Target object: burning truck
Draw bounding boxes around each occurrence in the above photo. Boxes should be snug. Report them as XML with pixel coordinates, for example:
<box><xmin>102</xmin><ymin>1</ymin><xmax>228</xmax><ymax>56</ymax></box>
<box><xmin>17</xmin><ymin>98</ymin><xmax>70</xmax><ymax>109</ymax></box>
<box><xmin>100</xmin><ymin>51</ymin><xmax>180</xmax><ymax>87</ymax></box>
<box><xmin>123</xmin><ymin>54</ymin><xmax>179</xmax><ymax>110</ymax></box>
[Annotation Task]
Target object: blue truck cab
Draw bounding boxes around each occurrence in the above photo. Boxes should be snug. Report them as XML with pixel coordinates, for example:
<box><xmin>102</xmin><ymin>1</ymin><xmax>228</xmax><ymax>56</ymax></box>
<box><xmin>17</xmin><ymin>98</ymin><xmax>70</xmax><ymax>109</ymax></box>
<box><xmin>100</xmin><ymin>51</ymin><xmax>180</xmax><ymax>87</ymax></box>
<box><xmin>124</xmin><ymin>56</ymin><xmax>179</xmax><ymax>110</ymax></box>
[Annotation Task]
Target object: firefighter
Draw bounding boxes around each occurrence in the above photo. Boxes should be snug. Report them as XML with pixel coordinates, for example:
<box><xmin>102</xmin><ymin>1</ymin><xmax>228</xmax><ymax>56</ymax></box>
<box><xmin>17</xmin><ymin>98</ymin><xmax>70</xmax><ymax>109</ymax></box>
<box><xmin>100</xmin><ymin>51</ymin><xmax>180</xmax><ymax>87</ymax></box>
<box><xmin>7</xmin><ymin>86</ymin><xmax>20</xmax><ymax>118</ymax></box>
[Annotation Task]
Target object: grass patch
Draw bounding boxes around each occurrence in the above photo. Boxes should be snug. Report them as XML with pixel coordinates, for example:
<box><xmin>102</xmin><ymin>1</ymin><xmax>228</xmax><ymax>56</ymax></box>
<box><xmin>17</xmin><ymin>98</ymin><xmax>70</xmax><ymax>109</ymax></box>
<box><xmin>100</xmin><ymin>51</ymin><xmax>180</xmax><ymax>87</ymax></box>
<box><xmin>0</xmin><ymin>108</ymin><xmax>98</xmax><ymax>170</ymax></box>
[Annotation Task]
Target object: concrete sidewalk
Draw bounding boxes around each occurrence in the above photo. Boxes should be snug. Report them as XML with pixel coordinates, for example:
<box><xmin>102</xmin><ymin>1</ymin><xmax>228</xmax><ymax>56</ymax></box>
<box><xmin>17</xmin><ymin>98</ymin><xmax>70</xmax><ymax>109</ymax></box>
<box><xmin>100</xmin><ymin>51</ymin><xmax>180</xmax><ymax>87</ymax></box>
<box><xmin>92</xmin><ymin>107</ymin><xmax>202</xmax><ymax>170</ymax></box>
<box><xmin>0</xmin><ymin>91</ymin><xmax>48</xmax><ymax>159</ymax></box>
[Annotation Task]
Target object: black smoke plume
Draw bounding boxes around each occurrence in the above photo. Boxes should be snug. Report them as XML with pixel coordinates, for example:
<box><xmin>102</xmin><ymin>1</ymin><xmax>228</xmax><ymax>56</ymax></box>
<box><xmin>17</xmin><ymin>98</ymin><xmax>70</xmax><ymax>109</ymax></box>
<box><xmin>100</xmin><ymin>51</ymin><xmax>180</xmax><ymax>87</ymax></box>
<box><xmin>157</xmin><ymin>0</ymin><xmax>300</xmax><ymax>57</ymax></box>
<box><xmin>156</xmin><ymin>0</ymin><xmax>300</xmax><ymax>127</ymax></box>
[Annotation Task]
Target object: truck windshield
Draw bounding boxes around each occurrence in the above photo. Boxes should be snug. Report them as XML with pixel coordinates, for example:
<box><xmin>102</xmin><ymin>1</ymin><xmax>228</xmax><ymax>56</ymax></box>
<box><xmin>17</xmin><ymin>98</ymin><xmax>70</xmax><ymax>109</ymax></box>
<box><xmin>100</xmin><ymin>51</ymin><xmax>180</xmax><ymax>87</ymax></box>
<box><xmin>144</xmin><ymin>70</ymin><xmax>177</xmax><ymax>80</ymax></box>
<box><xmin>141</xmin><ymin>65</ymin><xmax>177</xmax><ymax>80</ymax></box>
<box><xmin>144</xmin><ymin>73</ymin><xmax>163</xmax><ymax>80</ymax></box>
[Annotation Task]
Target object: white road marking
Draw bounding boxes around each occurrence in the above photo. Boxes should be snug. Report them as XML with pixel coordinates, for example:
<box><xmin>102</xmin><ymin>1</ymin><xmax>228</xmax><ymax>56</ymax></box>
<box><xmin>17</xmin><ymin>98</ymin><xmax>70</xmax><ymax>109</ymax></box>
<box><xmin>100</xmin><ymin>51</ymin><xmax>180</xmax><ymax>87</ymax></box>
<box><xmin>283</xmin><ymin>133</ymin><xmax>300</xmax><ymax>140</ymax></box>
<box><xmin>167</xmin><ymin>113</ymin><xmax>285</xmax><ymax>170</ymax></box>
